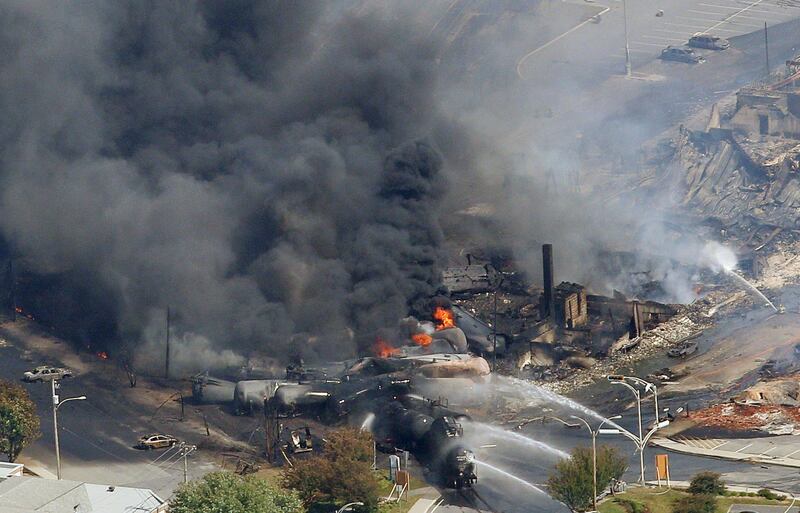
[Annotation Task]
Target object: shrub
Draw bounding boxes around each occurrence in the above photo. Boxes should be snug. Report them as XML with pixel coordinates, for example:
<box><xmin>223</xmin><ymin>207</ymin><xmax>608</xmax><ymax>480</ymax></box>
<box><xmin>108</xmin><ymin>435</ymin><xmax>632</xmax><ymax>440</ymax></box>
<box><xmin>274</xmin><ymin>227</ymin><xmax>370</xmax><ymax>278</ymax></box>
<box><xmin>0</xmin><ymin>380</ymin><xmax>41</xmax><ymax>462</ymax></box>
<box><xmin>673</xmin><ymin>494</ymin><xmax>717</xmax><ymax>513</ymax></box>
<box><xmin>547</xmin><ymin>445</ymin><xmax>627</xmax><ymax>512</ymax></box>
<box><xmin>687</xmin><ymin>472</ymin><xmax>725</xmax><ymax>496</ymax></box>
<box><xmin>283</xmin><ymin>427</ymin><xmax>380</xmax><ymax>512</ymax></box>
<box><xmin>615</xmin><ymin>497</ymin><xmax>650</xmax><ymax>513</ymax></box>
<box><xmin>170</xmin><ymin>472</ymin><xmax>304</xmax><ymax>513</ymax></box>
<box><xmin>757</xmin><ymin>489</ymin><xmax>785</xmax><ymax>501</ymax></box>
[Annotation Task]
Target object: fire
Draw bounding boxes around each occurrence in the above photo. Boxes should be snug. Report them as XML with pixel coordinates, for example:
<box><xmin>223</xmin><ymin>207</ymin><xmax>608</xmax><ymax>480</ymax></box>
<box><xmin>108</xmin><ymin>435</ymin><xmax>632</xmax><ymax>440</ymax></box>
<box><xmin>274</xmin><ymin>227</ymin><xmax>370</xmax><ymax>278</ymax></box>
<box><xmin>373</xmin><ymin>339</ymin><xmax>400</xmax><ymax>358</ymax></box>
<box><xmin>412</xmin><ymin>333</ymin><xmax>432</xmax><ymax>347</ymax></box>
<box><xmin>96</xmin><ymin>351</ymin><xmax>109</xmax><ymax>360</ymax></box>
<box><xmin>433</xmin><ymin>306</ymin><xmax>455</xmax><ymax>331</ymax></box>
<box><xmin>14</xmin><ymin>306</ymin><xmax>34</xmax><ymax>320</ymax></box>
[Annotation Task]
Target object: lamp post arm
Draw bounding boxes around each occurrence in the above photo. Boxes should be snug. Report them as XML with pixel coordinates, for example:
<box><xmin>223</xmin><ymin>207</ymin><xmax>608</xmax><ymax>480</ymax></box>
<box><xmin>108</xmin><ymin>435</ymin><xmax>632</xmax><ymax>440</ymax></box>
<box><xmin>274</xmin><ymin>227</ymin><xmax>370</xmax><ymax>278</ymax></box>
<box><xmin>609</xmin><ymin>425</ymin><xmax>640</xmax><ymax>445</ymax></box>
<box><xmin>571</xmin><ymin>416</ymin><xmax>592</xmax><ymax>433</ymax></box>
<box><xmin>55</xmin><ymin>396</ymin><xmax>86</xmax><ymax>411</ymax></box>
<box><xmin>642</xmin><ymin>423</ymin><xmax>665</xmax><ymax>447</ymax></box>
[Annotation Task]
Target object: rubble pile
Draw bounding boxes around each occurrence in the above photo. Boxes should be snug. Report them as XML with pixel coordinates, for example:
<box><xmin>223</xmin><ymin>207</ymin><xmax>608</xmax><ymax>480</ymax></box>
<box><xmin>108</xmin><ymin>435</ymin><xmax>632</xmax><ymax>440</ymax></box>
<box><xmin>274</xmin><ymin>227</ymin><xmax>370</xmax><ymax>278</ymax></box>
<box><xmin>688</xmin><ymin>402</ymin><xmax>800</xmax><ymax>435</ymax></box>
<box><xmin>534</xmin><ymin>290</ymin><xmax>746</xmax><ymax>394</ymax></box>
<box><xmin>736</xmin><ymin>374</ymin><xmax>800</xmax><ymax>406</ymax></box>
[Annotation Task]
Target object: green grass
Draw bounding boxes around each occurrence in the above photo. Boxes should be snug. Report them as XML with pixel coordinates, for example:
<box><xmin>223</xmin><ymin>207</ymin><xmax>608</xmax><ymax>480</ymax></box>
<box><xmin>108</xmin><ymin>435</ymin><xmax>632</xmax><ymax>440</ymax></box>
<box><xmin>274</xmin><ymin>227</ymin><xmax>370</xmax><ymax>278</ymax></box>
<box><xmin>598</xmin><ymin>486</ymin><xmax>792</xmax><ymax>513</ymax></box>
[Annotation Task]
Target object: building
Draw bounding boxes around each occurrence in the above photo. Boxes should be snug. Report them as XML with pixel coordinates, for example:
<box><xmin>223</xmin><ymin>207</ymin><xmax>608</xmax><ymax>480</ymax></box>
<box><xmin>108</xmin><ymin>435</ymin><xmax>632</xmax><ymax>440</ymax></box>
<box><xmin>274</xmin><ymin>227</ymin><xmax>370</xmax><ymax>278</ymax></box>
<box><xmin>729</xmin><ymin>58</ymin><xmax>800</xmax><ymax>139</ymax></box>
<box><xmin>442</xmin><ymin>265</ymin><xmax>491</xmax><ymax>294</ymax></box>
<box><xmin>730</xmin><ymin>88</ymin><xmax>800</xmax><ymax>138</ymax></box>
<box><xmin>0</xmin><ymin>475</ymin><xmax>166</xmax><ymax>513</ymax></box>
<box><xmin>554</xmin><ymin>282</ymin><xmax>588</xmax><ymax>329</ymax></box>
<box><xmin>0</xmin><ymin>462</ymin><xmax>23</xmax><ymax>479</ymax></box>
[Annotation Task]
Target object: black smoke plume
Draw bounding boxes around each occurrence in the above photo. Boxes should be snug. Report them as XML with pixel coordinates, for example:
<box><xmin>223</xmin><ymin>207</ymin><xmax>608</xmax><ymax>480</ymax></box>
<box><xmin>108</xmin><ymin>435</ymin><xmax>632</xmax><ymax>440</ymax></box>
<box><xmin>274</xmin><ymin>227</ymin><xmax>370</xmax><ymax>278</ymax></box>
<box><xmin>0</xmin><ymin>1</ymin><xmax>450</xmax><ymax>370</ymax></box>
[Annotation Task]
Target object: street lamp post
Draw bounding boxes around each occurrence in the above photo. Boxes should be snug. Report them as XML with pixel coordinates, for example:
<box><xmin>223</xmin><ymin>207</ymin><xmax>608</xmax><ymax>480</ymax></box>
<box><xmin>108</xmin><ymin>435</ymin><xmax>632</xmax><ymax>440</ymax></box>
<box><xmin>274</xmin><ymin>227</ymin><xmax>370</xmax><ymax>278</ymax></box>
<box><xmin>51</xmin><ymin>379</ymin><xmax>86</xmax><ymax>480</ymax></box>
<box><xmin>571</xmin><ymin>415</ymin><xmax>623</xmax><ymax>511</ymax></box>
<box><xmin>607</xmin><ymin>375</ymin><xmax>662</xmax><ymax>484</ymax></box>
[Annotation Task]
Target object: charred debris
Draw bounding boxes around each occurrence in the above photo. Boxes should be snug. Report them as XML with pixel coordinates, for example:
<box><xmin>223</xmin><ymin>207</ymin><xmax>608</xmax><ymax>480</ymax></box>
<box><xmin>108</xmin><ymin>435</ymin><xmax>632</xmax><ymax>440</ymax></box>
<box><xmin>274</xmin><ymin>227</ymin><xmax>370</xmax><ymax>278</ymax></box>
<box><xmin>191</xmin><ymin>239</ymin><xmax>688</xmax><ymax>480</ymax></box>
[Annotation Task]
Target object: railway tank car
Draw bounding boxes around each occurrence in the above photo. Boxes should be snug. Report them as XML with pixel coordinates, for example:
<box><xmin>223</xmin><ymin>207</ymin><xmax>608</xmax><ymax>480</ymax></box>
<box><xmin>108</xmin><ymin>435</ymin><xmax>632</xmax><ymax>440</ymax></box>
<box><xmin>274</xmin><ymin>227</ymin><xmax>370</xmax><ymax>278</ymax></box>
<box><xmin>379</xmin><ymin>399</ymin><xmax>477</xmax><ymax>489</ymax></box>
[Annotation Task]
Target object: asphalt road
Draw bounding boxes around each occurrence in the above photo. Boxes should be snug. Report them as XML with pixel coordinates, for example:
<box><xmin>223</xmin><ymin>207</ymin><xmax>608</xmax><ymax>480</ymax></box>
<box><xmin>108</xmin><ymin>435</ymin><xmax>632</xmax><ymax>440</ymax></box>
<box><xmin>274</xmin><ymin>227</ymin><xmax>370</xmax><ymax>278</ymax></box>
<box><xmin>0</xmin><ymin>333</ymin><xmax>218</xmax><ymax>498</ymax></box>
<box><xmin>517</xmin><ymin>0</ymin><xmax>800</xmax><ymax>79</ymax></box>
<box><xmin>457</xmin><ymin>397</ymin><xmax>800</xmax><ymax>513</ymax></box>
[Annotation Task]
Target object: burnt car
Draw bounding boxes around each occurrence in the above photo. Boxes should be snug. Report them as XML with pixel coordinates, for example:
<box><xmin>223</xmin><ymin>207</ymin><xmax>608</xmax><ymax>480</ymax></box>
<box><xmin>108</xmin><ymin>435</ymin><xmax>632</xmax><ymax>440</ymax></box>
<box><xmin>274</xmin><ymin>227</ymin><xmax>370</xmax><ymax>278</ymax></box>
<box><xmin>660</xmin><ymin>46</ymin><xmax>704</xmax><ymax>64</ymax></box>
<box><xmin>668</xmin><ymin>341</ymin><xmax>698</xmax><ymax>358</ymax></box>
<box><xmin>23</xmin><ymin>366</ymin><xmax>73</xmax><ymax>382</ymax></box>
<box><xmin>136</xmin><ymin>433</ymin><xmax>178</xmax><ymax>450</ymax></box>
<box><xmin>688</xmin><ymin>33</ymin><xmax>730</xmax><ymax>50</ymax></box>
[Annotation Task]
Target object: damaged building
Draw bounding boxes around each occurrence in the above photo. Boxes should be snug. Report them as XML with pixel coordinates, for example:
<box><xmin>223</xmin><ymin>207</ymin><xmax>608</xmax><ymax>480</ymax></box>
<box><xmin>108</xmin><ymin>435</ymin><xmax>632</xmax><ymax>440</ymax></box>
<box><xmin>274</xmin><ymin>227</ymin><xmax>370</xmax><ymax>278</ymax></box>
<box><xmin>660</xmin><ymin>55</ymin><xmax>800</xmax><ymax>245</ymax></box>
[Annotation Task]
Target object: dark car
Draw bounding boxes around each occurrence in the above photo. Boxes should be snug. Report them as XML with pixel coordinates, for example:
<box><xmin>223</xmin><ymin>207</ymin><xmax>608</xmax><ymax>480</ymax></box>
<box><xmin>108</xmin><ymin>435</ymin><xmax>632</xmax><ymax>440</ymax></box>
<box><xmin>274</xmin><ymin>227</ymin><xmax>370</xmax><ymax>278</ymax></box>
<box><xmin>668</xmin><ymin>341</ymin><xmax>698</xmax><ymax>358</ymax></box>
<box><xmin>660</xmin><ymin>46</ymin><xmax>704</xmax><ymax>64</ymax></box>
<box><xmin>688</xmin><ymin>33</ymin><xmax>730</xmax><ymax>50</ymax></box>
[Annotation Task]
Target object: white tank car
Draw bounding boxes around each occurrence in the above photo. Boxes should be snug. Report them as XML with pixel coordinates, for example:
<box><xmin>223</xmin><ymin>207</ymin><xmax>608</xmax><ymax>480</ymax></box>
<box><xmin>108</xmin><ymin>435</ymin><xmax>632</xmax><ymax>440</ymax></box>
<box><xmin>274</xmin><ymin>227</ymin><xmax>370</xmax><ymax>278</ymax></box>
<box><xmin>234</xmin><ymin>379</ymin><xmax>283</xmax><ymax>414</ymax></box>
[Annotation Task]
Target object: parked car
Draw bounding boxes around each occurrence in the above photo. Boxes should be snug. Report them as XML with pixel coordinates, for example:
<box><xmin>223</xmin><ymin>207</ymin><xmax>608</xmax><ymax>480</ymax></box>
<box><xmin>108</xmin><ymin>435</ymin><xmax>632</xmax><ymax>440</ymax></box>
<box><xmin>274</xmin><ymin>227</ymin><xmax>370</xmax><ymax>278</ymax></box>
<box><xmin>136</xmin><ymin>434</ymin><xmax>178</xmax><ymax>450</ymax></box>
<box><xmin>688</xmin><ymin>33</ymin><xmax>730</xmax><ymax>50</ymax></box>
<box><xmin>22</xmin><ymin>366</ymin><xmax>73</xmax><ymax>382</ymax></box>
<box><xmin>660</xmin><ymin>46</ymin><xmax>705</xmax><ymax>64</ymax></box>
<box><xmin>668</xmin><ymin>341</ymin><xmax>698</xmax><ymax>358</ymax></box>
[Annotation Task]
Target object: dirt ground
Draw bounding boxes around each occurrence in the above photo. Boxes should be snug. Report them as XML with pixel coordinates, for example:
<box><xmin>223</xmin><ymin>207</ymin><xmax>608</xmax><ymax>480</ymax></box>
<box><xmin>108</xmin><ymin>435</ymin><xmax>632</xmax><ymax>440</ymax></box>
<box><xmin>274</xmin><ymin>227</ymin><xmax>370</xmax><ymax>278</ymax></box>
<box><xmin>0</xmin><ymin>318</ymin><xmax>291</xmax><ymax>495</ymax></box>
<box><xmin>664</xmin><ymin>312</ymin><xmax>800</xmax><ymax>394</ymax></box>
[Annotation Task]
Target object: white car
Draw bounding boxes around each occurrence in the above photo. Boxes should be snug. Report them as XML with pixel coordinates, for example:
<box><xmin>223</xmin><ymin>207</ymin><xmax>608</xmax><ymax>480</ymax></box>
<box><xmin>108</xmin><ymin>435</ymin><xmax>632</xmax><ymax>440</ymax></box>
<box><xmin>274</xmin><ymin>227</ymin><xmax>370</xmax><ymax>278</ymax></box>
<box><xmin>23</xmin><ymin>366</ymin><xmax>73</xmax><ymax>382</ymax></box>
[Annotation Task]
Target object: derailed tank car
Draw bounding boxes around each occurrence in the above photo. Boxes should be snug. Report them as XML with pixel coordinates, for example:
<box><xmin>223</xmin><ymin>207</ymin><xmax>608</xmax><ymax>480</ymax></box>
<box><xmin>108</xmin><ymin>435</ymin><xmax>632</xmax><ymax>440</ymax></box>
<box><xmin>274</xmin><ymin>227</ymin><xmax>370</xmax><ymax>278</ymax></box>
<box><xmin>379</xmin><ymin>400</ymin><xmax>477</xmax><ymax>489</ymax></box>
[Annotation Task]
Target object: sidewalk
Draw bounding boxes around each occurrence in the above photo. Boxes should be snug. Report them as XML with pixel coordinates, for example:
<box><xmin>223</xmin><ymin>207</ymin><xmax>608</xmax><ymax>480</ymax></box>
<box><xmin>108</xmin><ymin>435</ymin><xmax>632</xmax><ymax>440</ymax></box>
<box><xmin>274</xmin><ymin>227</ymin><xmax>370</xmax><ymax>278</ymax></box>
<box><xmin>651</xmin><ymin>436</ymin><xmax>800</xmax><ymax>469</ymax></box>
<box><xmin>643</xmin><ymin>480</ymin><xmax>797</xmax><ymax>498</ymax></box>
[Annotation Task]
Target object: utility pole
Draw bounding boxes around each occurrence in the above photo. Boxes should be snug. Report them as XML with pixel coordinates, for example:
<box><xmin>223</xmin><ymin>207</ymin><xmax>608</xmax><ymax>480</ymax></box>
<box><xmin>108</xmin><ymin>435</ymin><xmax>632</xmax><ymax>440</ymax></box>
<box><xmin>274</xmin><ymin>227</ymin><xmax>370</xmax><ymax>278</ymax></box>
<box><xmin>8</xmin><ymin>259</ymin><xmax>15</xmax><ymax>322</ymax></box>
<box><xmin>492</xmin><ymin>286</ymin><xmax>498</xmax><ymax>372</ymax></box>
<box><xmin>485</xmin><ymin>264</ymin><xmax>504</xmax><ymax>372</ymax></box>
<box><xmin>165</xmin><ymin>307</ymin><xmax>170</xmax><ymax>379</ymax></box>
<box><xmin>764</xmin><ymin>22</ymin><xmax>770</xmax><ymax>76</ymax></box>
<box><xmin>623</xmin><ymin>0</ymin><xmax>632</xmax><ymax>77</ymax></box>
<box><xmin>179</xmin><ymin>442</ymin><xmax>197</xmax><ymax>484</ymax></box>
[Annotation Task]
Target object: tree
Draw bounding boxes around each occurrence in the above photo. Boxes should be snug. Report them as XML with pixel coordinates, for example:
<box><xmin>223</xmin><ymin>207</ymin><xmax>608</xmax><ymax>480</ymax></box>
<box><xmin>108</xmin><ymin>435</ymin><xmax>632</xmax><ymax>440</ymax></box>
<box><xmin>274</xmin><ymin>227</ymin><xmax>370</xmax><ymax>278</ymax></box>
<box><xmin>0</xmin><ymin>379</ymin><xmax>40</xmax><ymax>462</ymax></box>
<box><xmin>687</xmin><ymin>472</ymin><xmax>725</xmax><ymax>496</ymax></box>
<box><xmin>547</xmin><ymin>445</ymin><xmax>627</xmax><ymax>512</ymax></box>
<box><xmin>169</xmin><ymin>471</ymin><xmax>304</xmax><ymax>513</ymax></box>
<box><xmin>283</xmin><ymin>427</ymin><xmax>381</xmax><ymax>512</ymax></box>
<box><xmin>673</xmin><ymin>494</ymin><xmax>717</xmax><ymax>513</ymax></box>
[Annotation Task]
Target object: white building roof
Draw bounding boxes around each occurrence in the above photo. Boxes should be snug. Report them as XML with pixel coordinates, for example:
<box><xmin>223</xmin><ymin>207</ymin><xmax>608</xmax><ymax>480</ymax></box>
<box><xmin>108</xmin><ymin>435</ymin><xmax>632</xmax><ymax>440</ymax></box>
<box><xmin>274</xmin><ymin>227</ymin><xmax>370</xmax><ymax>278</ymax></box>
<box><xmin>0</xmin><ymin>476</ymin><xmax>165</xmax><ymax>513</ymax></box>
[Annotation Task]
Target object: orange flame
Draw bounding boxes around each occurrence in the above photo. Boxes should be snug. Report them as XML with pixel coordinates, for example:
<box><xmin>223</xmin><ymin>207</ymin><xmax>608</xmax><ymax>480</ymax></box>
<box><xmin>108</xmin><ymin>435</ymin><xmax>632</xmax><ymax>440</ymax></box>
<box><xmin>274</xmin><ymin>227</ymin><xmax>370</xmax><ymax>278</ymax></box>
<box><xmin>373</xmin><ymin>339</ymin><xmax>400</xmax><ymax>358</ymax></box>
<box><xmin>412</xmin><ymin>333</ymin><xmax>432</xmax><ymax>347</ymax></box>
<box><xmin>14</xmin><ymin>306</ymin><xmax>33</xmax><ymax>320</ymax></box>
<box><xmin>96</xmin><ymin>351</ymin><xmax>109</xmax><ymax>360</ymax></box>
<box><xmin>433</xmin><ymin>306</ymin><xmax>455</xmax><ymax>331</ymax></box>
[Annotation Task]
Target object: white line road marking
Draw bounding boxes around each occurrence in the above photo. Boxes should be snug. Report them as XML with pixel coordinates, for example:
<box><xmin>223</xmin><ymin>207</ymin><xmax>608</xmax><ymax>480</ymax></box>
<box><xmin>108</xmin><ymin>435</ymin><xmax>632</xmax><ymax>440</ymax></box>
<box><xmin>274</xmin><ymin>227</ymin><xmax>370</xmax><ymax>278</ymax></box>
<box><xmin>653</xmin><ymin>29</ymin><xmax>695</xmax><ymax>35</ymax></box>
<box><xmin>700</xmin><ymin>2</ymin><xmax>792</xmax><ymax>13</ymax></box>
<box><xmin>735</xmin><ymin>443</ymin><xmax>754</xmax><ymax>453</ymax></box>
<box><xmin>632</xmin><ymin>41</ymin><xmax>674</xmax><ymax>47</ymax></box>
<box><xmin>688</xmin><ymin>9</ymin><xmax>787</xmax><ymax>19</ymax></box>
<box><xmin>677</xmin><ymin>14</ymin><xmax>766</xmax><ymax>25</ymax></box>
<box><xmin>784</xmin><ymin>448</ymin><xmax>800</xmax><ymax>458</ymax></box>
<box><xmin>714</xmin><ymin>440</ymin><xmax>730</xmax><ymax>449</ymax></box>
<box><xmin>610</xmin><ymin>49</ymin><xmax>651</xmax><ymax>57</ymax></box>
<box><xmin>641</xmin><ymin>35</ymin><xmax>685</xmax><ymax>41</ymax></box>
<box><xmin>516</xmin><ymin>4</ymin><xmax>611</xmax><ymax>78</ymax></box>
<box><xmin>661</xmin><ymin>22</ymin><xmax>740</xmax><ymax>31</ymax></box>
<box><xmin>706</xmin><ymin>0</ymin><xmax>769</xmax><ymax>32</ymax></box>
<box><xmin>760</xmin><ymin>446</ymin><xmax>777</xmax><ymax>456</ymax></box>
